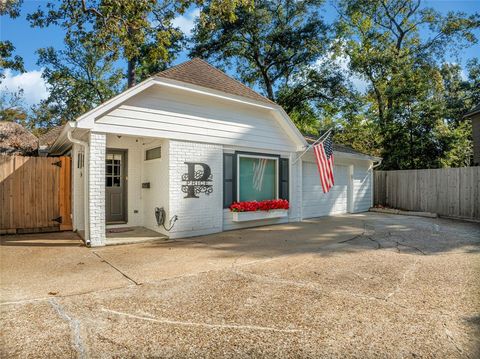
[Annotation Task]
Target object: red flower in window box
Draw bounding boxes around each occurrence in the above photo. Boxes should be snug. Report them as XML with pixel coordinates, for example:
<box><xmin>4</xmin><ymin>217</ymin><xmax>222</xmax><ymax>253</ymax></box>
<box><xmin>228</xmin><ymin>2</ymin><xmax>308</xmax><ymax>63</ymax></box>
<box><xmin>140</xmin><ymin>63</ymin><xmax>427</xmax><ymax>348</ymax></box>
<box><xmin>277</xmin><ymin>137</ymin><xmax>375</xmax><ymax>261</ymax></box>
<box><xmin>229</xmin><ymin>199</ymin><xmax>289</xmax><ymax>212</ymax></box>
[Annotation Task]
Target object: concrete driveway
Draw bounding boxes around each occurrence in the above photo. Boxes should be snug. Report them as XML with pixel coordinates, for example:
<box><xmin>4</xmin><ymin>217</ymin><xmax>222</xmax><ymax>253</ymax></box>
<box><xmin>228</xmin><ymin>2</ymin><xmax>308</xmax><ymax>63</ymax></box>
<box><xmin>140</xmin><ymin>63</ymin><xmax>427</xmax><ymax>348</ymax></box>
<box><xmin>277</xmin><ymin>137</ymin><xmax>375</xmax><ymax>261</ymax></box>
<box><xmin>1</xmin><ymin>213</ymin><xmax>479</xmax><ymax>358</ymax></box>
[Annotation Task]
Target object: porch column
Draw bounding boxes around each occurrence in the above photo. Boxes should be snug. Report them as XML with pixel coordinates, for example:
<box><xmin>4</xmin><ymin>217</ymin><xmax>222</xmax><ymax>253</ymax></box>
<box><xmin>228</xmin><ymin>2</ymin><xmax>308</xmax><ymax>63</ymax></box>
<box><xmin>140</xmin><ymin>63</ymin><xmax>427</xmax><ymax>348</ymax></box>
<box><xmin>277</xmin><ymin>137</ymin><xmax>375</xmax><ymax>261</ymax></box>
<box><xmin>88</xmin><ymin>132</ymin><xmax>106</xmax><ymax>246</ymax></box>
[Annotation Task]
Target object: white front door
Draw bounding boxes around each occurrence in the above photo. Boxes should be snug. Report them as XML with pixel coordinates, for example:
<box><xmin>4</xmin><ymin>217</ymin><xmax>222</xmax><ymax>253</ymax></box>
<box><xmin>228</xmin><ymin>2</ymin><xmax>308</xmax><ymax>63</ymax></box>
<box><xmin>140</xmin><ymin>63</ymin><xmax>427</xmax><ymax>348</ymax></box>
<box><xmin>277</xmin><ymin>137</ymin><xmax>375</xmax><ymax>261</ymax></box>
<box><xmin>302</xmin><ymin>162</ymin><xmax>350</xmax><ymax>219</ymax></box>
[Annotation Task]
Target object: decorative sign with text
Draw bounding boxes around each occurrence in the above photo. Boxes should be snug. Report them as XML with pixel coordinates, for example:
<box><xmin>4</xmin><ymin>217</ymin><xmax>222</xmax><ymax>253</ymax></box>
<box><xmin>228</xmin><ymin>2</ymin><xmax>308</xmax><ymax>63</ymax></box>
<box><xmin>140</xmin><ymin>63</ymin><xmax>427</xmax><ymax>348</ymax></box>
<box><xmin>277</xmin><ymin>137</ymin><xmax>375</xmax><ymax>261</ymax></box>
<box><xmin>181</xmin><ymin>162</ymin><xmax>213</xmax><ymax>198</ymax></box>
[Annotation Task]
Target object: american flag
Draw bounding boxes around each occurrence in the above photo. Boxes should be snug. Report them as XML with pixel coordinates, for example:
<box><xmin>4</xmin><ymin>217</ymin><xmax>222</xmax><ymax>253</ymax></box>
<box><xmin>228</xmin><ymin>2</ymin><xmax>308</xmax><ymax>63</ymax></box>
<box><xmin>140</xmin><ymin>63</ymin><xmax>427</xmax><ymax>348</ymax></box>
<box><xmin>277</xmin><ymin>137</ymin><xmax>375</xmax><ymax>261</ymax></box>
<box><xmin>313</xmin><ymin>133</ymin><xmax>335</xmax><ymax>193</ymax></box>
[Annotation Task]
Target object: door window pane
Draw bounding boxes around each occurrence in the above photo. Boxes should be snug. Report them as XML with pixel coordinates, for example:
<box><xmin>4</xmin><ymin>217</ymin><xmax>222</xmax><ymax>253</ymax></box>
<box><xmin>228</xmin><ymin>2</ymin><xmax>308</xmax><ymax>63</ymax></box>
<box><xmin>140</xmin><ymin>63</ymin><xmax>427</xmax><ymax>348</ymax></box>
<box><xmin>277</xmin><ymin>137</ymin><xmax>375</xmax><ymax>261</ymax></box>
<box><xmin>238</xmin><ymin>156</ymin><xmax>277</xmax><ymax>202</ymax></box>
<box><xmin>106</xmin><ymin>153</ymin><xmax>122</xmax><ymax>188</ymax></box>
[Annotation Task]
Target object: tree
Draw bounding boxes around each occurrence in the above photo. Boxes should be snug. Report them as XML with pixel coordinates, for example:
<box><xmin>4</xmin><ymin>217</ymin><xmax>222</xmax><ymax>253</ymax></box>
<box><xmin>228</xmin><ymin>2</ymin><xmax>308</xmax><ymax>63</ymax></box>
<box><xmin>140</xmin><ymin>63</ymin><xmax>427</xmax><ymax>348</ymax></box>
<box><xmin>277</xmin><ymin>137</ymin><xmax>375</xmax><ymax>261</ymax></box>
<box><xmin>276</xmin><ymin>60</ymin><xmax>354</xmax><ymax>134</ymax></box>
<box><xmin>33</xmin><ymin>37</ymin><xmax>123</xmax><ymax>128</ymax></box>
<box><xmin>335</xmin><ymin>0</ymin><xmax>480</xmax><ymax>169</ymax></box>
<box><xmin>438</xmin><ymin>60</ymin><xmax>480</xmax><ymax>167</ymax></box>
<box><xmin>28</xmin><ymin>0</ymin><xmax>253</xmax><ymax>88</ymax></box>
<box><xmin>0</xmin><ymin>0</ymin><xmax>24</xmax><ymax>79</ymax></box>
<box><xmin>191</xmin><ymin>0</ymin><xmax>328</xmax><ymax>102</ymax></box>
<box><xmin>27</xmin><ymin>0</ymin><xmax>182</xmax><ymax>88</ymax></box>
<box><xmin>0</xmin><ymin>89</ymin><xmax>28</xmax><ymax>126</ymax></box>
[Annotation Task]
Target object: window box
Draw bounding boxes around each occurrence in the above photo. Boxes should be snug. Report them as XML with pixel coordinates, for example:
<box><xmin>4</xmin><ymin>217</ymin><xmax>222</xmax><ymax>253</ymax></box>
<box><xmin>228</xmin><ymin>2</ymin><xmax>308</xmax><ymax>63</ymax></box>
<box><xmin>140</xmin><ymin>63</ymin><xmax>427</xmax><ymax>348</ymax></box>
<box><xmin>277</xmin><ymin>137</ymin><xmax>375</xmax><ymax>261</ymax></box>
<box><xmin>232</xmin><ymin>209</ymin><xmax>288</xmax><ymax>222</ymax></box>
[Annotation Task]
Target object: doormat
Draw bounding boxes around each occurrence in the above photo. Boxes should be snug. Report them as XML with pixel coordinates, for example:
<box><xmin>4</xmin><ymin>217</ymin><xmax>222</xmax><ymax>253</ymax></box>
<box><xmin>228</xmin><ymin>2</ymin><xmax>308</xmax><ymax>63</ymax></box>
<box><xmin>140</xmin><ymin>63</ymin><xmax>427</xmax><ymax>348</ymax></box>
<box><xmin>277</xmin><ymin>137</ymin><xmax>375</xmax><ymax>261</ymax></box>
<box><xmin>107</xmin><ymin>228</ymin><xmax>135</xmax><ymax>234</ymax></box>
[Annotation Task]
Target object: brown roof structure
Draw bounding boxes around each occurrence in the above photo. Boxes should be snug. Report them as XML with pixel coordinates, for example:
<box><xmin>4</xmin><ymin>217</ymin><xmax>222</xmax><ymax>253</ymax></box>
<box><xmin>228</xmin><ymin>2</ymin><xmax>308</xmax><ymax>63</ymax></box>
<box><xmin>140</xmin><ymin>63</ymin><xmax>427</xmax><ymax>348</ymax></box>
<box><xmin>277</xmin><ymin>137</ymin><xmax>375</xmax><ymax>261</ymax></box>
<box><xmin>0</xmin><ymin>121</ymin><xmax>38</xmax><ymax>155</ymax></box>
<box><xmin>465</xmin><ymin>103</ymin><xmax>480</xmax><ymax>117</ymax></box>
<box><xmin>38</xmin><ymin>126</ymin><xmax>63</xmax><ymax>147</ymax></box>
<box><xmin>156</xmin><ymin>58</ymin><xmax>275</xmax><ymax>105</ymax></box>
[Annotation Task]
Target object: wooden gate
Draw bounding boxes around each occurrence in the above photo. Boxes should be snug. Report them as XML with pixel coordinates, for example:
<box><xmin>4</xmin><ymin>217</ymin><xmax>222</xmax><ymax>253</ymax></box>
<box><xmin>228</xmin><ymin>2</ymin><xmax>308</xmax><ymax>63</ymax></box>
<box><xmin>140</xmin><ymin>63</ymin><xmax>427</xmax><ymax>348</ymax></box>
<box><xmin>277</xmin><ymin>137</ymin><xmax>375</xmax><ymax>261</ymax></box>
<box><xmin>0</xmin><ymin>155</ymin><xmax>72</xmax><ymax>234</ymax></box>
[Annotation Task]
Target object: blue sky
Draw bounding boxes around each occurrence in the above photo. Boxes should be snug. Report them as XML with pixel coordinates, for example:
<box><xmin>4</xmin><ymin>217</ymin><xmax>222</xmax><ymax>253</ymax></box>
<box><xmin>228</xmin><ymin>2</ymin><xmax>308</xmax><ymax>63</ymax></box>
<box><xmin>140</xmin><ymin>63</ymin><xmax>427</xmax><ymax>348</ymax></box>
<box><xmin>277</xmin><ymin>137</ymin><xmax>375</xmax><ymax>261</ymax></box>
<box><xmin>1</xmin><ymin>0</ymin><xmax>479</xmax><ymax>106</ymax></box>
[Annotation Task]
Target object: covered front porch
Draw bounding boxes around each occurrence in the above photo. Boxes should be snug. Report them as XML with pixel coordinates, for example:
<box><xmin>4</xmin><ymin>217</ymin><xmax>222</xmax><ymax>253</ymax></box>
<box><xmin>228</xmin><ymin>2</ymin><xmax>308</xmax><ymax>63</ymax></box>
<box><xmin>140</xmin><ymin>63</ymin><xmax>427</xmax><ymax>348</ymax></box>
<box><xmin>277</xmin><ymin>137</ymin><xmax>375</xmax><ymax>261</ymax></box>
<box><xmin>71</xmin><ymin>131</ymin><xmax>171</xmax><ymax>247</ymax></box>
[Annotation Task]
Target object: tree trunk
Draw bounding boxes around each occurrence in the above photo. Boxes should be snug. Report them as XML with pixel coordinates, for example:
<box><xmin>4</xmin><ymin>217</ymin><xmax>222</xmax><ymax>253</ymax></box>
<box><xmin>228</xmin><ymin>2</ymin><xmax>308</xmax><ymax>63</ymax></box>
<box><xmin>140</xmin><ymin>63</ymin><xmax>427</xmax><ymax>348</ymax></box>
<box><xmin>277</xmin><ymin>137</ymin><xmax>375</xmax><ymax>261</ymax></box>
<box><xmin>127</xmin><ymin>58</ymin><xmax>136</xmax><ymax>88</ymax></box>
<box><xmin>264</xmin><ymin>79</ymin><xmax>274</xmax><ymax>101</ymax></box>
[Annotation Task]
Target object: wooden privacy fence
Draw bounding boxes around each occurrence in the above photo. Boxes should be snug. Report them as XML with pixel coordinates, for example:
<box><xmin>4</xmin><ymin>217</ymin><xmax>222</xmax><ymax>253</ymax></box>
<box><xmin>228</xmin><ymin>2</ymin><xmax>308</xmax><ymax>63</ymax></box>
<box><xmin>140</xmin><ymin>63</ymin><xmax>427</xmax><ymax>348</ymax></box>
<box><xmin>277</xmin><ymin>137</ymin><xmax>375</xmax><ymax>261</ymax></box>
<box><xmin>0</xmin><ymin>155</ymin><xmax>72</xmax><ymax>234</ymax></box>
<box><xmin>374</xmin><ymin>167</ymin><xmax>480</xmax><ymax>220</ymax></box>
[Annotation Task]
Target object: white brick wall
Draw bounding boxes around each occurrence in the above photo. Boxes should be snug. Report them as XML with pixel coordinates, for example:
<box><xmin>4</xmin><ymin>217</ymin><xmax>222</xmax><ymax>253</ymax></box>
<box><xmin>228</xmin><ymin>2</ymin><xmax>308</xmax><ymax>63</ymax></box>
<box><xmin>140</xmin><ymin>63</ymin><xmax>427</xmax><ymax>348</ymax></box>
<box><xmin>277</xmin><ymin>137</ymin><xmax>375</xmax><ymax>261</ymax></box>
<box><xmin>142</xmin><ymin>139</ymin><xmax>169</xmax><ymax>235</ymax></box>
<box><xmin>168</xmin><ymin>140</ymin><xmax>223</xmax><ymax>238</ymax></box>
<box><xmin>88</xmin><ymin>132</ymin><xmax>106</xmax><ymax>246</ymax></box>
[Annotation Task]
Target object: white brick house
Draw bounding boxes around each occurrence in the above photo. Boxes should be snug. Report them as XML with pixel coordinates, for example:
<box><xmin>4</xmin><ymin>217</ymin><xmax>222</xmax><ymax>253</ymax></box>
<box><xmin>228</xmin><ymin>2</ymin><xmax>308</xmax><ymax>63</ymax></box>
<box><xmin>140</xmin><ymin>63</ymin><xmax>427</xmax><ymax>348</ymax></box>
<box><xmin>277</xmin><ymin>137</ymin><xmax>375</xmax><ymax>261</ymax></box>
<box><xmin>48</xmin><ymin>58</ymin><xmax>381</xmax><ymax>247</ymax></box>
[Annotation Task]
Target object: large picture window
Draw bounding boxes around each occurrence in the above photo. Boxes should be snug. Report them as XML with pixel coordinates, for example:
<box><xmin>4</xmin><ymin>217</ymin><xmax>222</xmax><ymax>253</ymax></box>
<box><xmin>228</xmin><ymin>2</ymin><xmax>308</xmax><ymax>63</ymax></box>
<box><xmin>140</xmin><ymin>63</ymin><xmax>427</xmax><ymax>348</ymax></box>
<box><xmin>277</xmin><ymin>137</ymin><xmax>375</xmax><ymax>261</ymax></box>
<box><xmin>237</xmin><ymin>154</ymin><xmax>278</xmax><ymax>202</ymax></box>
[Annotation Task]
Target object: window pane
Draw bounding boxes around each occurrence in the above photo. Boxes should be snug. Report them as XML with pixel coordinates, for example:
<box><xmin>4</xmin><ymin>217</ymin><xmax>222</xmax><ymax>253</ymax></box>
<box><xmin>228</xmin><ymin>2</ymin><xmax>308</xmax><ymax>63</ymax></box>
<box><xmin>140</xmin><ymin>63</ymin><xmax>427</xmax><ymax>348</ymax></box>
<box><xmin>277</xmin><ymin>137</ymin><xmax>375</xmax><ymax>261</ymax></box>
<box><xmin>145</xmin><ymin>146</ymin><xmax>161</xmax><ymax>160</ymax></box>
<box><xmin>106</xmin><ymin>177</ymin><xmax>112</xmax><ymax>187</ymax></box>
<box><xmin>106</xmin><ymin>164</ymin><xmax>112</xmax><ymax>175</ymax></box>
<box><xmin>224</xmin><ymin>154</ymin><xmax>233</xmax><ymax>180</ymax></box>
<box><xmin>113</xmin><ymin>176</ymin><xmax>120</xmax><ymax>187</ymax></box>
<box><xmin>224</xmin><ymin>181</ymin><xmax>233</xmax><ymax>207</ymax></box>
<box><xmin>113</xmin><ymin>165</ymin><xmax>120</xmax><ymax>176</ymax></box>
<box><xmin>239</xmin><ymin>157</ymin><xmax>276</xmax><ymax>202</ymax></box>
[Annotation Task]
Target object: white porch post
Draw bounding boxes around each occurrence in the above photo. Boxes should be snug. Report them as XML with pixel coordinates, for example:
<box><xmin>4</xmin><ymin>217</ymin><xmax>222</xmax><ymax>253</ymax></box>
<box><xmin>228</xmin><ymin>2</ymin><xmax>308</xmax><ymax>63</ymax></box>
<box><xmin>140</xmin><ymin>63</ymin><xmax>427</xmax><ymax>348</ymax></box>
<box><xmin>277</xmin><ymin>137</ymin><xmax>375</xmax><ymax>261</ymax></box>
<box><xmin>88</xmin><ymin>132</ymin><xmax>106</xmax><ymax>246</ymax></box>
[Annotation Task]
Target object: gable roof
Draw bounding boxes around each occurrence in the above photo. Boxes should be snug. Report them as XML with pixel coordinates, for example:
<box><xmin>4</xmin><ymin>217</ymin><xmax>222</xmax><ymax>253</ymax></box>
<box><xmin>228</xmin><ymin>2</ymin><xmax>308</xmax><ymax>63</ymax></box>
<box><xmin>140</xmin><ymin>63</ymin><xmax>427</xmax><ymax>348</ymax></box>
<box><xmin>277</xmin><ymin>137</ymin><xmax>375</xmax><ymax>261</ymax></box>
<box><xmin>38</xmin><ymin>126</ymin><xmax>63</xmax><ymax>147</ymax></box>
<box><xmin>156</xmin><ymin>58</ymin><xmax>275</xmax><ymax>106</ymax></box>
<box><xmin>465</xmin><ymin>103</ymin><xmax>480</xmax><ymax>117</ymax></box>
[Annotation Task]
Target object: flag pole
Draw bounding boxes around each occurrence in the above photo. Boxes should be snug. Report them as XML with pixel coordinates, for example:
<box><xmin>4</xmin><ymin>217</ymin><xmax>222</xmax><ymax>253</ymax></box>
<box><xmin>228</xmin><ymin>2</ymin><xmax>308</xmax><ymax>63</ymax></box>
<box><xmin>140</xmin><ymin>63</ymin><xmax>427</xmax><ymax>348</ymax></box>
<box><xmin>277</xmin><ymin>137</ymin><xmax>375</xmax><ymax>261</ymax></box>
<box><xmin>292</xmin><ymin>127</ymin><xmax>333</xmax><ymax>165</ymax></box>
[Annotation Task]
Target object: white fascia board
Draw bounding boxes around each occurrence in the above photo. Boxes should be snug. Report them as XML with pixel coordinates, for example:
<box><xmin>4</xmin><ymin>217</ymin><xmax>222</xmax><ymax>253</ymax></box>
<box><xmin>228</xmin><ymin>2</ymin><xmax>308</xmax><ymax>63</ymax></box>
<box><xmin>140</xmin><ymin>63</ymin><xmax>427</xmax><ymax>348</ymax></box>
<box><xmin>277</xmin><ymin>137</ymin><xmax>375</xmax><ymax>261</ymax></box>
<box><xmin>76</xmin><ymin>78</ymin><xmax>157</xmax><ymax>128</ymax></box>
<box><xmin>153</xmin><ymin>77</ymin><xmax>277</xmax><ymax>110</ymax></box>
<box><xmin>48</xmin><ymin>121</ymin><xmax>74</xmax><ymax>155</ymax></box>
<box><xmin>272</xmin><ymin>107</ymin><xmax>309</xmax><ymax>150</ymax></box>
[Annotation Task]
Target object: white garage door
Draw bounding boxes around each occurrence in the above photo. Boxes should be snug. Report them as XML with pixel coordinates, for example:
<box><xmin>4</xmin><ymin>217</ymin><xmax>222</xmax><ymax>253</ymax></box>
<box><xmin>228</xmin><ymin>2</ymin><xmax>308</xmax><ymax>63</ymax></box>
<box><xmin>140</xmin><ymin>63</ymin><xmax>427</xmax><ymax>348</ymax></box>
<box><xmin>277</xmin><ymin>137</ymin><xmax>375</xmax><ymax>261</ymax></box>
<box><xmin>302</xmin><ymin>162</ymin><xmax>350</xmax><ymax>219</ymax></box>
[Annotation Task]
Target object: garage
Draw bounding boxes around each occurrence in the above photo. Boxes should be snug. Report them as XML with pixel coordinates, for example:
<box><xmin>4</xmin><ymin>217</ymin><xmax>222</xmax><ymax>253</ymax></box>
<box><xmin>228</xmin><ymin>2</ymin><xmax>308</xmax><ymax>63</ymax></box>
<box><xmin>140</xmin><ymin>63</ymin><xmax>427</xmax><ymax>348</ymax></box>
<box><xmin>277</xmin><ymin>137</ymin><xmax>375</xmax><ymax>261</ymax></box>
<box><xmin>302</xmin><ymin>162</ymin><xmax>351</xmax><ymax>219</ymax></box>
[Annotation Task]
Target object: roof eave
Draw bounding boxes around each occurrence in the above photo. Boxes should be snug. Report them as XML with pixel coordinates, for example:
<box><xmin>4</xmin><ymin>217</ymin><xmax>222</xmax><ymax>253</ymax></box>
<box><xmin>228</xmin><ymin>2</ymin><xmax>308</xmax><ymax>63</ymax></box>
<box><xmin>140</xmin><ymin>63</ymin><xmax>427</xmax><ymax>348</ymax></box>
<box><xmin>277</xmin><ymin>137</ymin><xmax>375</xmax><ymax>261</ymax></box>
<box><xmin>306</xmin><ymin>146</ymin><xmax>381</xmax><ymax>161</ymax></box>
<box><xmin>48</xmin><ymin>122</ymin><xmax>74</xmax><ymax>155</ymax></box>
<box><xmin>465</xmin><ymin>110</ymin><xmax>480</xmax><ymax>118</ymax></box>
<box><xmin>335</xmin><ymin>151</ymin><xmax>382</xmax><ymax>161</ymax></box>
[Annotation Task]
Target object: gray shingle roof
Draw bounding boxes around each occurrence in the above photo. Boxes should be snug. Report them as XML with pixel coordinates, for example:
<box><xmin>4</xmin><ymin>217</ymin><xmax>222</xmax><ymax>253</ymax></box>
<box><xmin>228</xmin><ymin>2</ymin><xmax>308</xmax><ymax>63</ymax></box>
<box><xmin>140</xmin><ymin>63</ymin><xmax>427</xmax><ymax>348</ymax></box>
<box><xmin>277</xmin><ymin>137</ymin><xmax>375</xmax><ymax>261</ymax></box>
<box><xmin>465</xmin><ymin>103</ymin><xmax>480</xmax><ymax>117</ymax></box>
<box><xmin>38</xmin><ymin>126</ymin><xmax>63</xmax><ymax>147</ymax></box>
<box><xmin>156</xmin><ymin>58</ymin><xmax>275</xmax><ymax>105</ymax></box>
<box><xmin>304</xmin><ymin>134</ymin><xmax>373</xmax><ymax>157</ymax></box>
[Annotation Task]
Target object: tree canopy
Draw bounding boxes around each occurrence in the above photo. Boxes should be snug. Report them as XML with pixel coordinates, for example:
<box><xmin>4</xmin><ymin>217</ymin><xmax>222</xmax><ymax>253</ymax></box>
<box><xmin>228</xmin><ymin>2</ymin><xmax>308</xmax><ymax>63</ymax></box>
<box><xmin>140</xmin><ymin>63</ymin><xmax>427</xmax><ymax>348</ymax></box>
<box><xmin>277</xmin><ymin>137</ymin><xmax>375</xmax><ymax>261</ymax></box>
<box><xmin>1</xmin><ymin>0</ymin><xmax>479</xmax><ymax>169</ymax></box>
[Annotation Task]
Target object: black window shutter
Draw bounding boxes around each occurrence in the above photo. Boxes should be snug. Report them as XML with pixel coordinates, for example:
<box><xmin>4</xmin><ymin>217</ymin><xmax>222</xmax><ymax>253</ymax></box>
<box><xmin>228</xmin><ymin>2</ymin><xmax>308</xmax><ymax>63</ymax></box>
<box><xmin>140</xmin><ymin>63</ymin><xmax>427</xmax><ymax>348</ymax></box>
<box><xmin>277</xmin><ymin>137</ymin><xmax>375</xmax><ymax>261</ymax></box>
<box><xmin>279</xmin><ymin>158</ymin><xmax>289</xmax><ymax>200</ymax></box>
<box><xmin>223</xmin><ymin>153</ymin><xmax>236</xmax><ymax>208</ymax></box>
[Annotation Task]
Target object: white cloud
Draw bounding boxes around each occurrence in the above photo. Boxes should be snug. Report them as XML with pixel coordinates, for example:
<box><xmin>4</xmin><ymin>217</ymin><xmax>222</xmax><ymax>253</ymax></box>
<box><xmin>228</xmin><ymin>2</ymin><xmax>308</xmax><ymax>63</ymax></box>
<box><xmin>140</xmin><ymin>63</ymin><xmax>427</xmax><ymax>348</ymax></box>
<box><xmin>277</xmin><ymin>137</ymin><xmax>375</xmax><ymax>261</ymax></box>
<box><xmin>1</xmin><ymin>69</ymin><xmax>49</xmax><ymax>106</ymax></box>
<box><xmin>172</xmin><ymin>8</ymin><xmax>200</xmax><ymax>35</ymax></box>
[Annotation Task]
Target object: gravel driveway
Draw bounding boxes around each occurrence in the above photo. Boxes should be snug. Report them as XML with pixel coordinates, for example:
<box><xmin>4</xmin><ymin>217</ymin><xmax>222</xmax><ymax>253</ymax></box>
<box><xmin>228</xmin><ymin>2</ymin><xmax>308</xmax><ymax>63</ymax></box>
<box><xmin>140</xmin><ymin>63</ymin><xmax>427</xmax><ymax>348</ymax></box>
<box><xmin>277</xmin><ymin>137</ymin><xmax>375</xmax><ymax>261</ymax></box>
<box><xmin>1</xmin><ymin>213</ymin><xmax>479</xmax><ymax>358</ymax></box>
